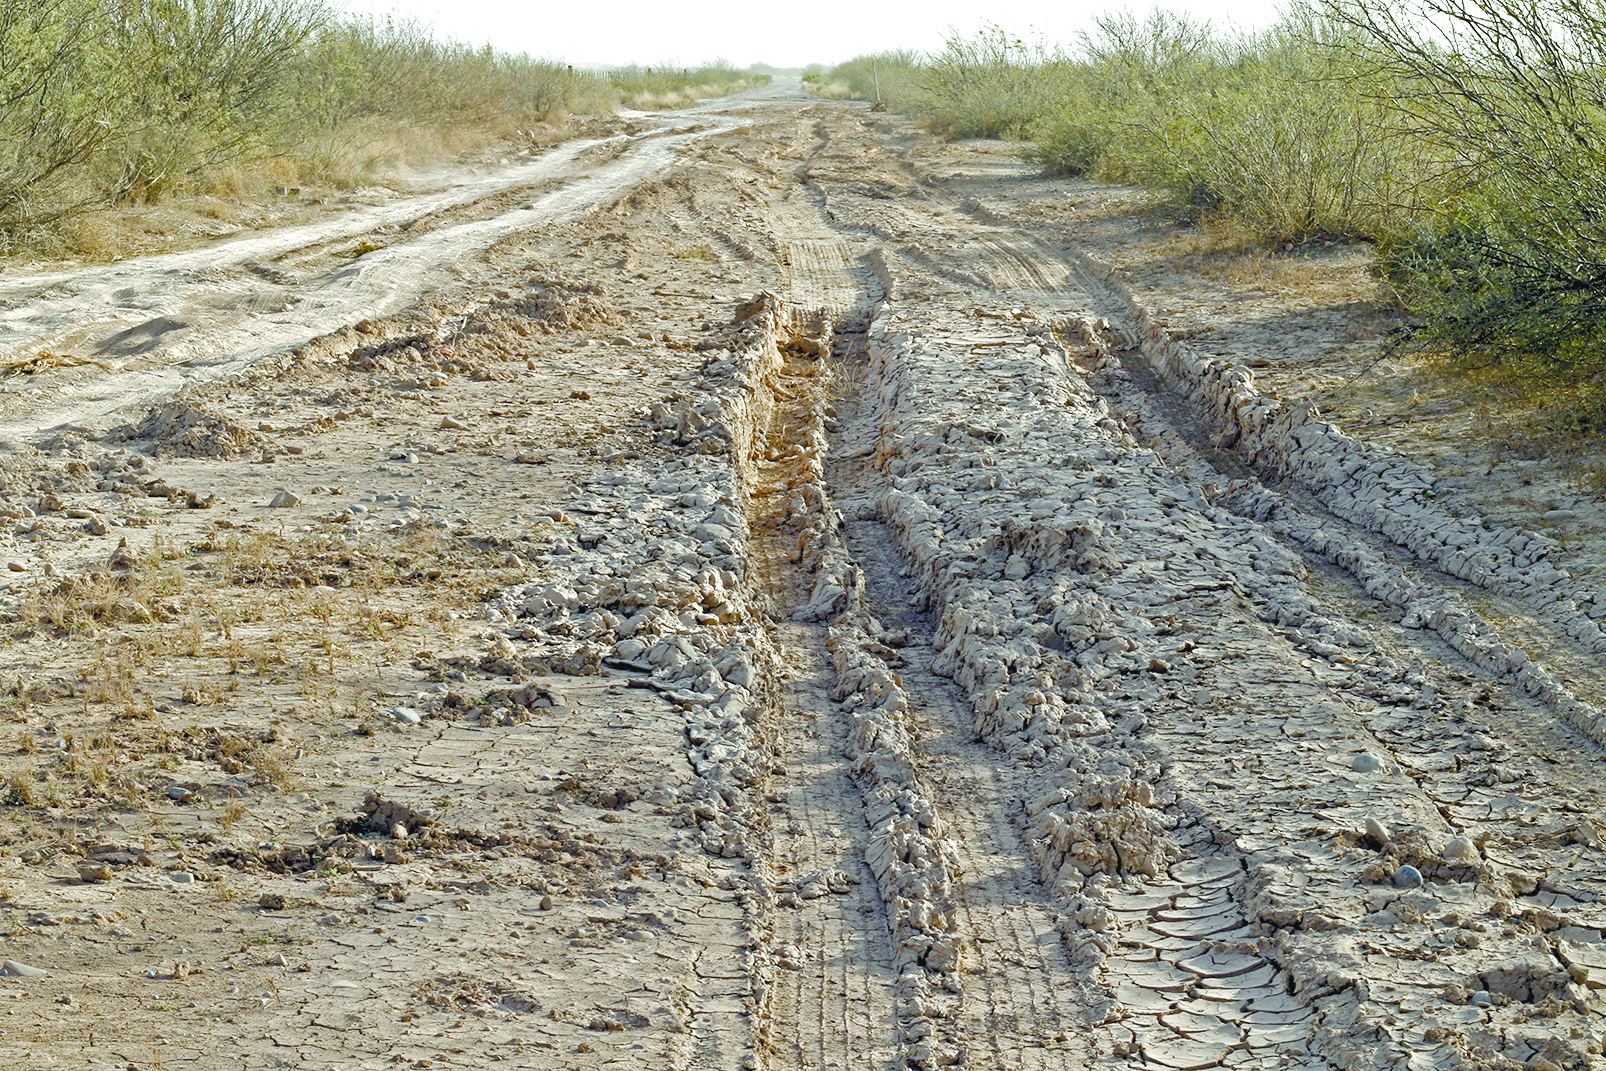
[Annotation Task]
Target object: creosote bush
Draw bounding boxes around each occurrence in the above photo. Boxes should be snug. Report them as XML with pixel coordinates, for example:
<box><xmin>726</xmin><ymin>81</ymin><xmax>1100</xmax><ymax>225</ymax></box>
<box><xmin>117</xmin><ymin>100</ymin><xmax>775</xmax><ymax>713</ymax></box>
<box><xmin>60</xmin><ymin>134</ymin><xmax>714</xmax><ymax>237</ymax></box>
<box><xmin>1328</xmin><ymin>0</ymin><xmax>1606</xmax><ymax>380</ymax></box>
<box><xmin>608</xmin><ymin>63</ymin><xmax>770</xmax><ymax>109</ymax></box>
<box><xmin>0</xmin><ymin>2</ymin><xmax>752</xmax><ymax>250</ymax></box>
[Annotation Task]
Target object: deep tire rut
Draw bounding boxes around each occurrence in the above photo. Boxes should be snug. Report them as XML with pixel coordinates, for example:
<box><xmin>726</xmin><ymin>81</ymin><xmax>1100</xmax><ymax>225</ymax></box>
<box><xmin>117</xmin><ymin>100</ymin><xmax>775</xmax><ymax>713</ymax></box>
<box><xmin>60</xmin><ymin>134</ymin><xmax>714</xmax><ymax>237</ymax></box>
<box><xmin>752</xmin><ymin>531</ymin><xmax>902</xmax><ymax>1071</ymax></box>
<box><xmin>842</xmin><ymin>509</ymin><xmax>1093</xmax><ymax>1071</ymax></box>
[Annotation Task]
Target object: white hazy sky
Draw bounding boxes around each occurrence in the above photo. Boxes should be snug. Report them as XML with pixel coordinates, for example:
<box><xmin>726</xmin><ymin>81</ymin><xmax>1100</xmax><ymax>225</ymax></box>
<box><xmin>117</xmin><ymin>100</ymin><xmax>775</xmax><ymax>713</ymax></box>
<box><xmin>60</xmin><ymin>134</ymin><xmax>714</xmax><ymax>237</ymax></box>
<box><xmin>332</xmin><ymin>1</ymin><xmax>1293</xmax><ymax>69</ymax></box>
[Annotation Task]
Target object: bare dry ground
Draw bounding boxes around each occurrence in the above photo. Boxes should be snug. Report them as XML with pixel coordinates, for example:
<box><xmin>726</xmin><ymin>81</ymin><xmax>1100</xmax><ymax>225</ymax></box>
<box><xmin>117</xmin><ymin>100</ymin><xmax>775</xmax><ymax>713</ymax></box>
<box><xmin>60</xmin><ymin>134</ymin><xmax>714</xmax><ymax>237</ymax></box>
<box><xmin>0</xmin><ymin>80</ymin><xmax>1601</xmax><ymax>1071</ymax></box>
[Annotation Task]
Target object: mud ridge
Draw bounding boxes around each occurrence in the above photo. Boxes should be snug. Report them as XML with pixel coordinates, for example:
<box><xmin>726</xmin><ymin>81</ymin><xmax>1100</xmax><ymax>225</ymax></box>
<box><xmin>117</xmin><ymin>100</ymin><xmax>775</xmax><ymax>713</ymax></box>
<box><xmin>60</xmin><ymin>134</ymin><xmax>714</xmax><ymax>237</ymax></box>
<box><xmin>1068</xmin><ymin>251</ymin><xmax>1606</xmax><ymax>651</ymax></box>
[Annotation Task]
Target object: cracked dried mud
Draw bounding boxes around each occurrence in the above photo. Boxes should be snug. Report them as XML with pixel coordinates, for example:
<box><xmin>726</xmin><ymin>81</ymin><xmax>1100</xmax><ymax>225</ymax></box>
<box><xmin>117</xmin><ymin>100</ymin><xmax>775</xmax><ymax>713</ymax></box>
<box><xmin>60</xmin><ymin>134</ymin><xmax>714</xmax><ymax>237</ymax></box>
<box><xmin>0</xmin><ymin>80</ymin><xmax>1601</xmax><ymax>1071</ymax></box>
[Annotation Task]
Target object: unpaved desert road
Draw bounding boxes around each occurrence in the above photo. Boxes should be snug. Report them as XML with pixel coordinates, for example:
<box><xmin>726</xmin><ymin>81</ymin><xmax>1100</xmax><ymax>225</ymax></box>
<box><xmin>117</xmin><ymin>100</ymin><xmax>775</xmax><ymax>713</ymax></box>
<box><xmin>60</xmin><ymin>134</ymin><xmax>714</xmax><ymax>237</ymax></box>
<box><xmin>0</xmin><ymin>78</ymin><xmax>1602</xmax><ymax>1071</ymax></box>
<box><xmin>0</xmin><ymin>106</ymin><xmax>750</xmax><ymax>440</ymax></box>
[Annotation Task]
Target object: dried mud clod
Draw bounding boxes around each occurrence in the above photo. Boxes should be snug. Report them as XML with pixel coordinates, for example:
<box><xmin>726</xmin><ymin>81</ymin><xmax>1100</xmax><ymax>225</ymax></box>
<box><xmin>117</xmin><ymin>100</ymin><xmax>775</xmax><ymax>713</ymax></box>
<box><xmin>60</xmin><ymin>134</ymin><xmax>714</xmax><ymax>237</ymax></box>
<box><xmin>105</xmin><ymin>402</ymin><xmax>261</xmax><ymax>459</ymax></box>
<box><xmin>475</xmin><ymin>274</ymin><xmax>613</xmax><ymax>332</ymax></box>
<box><xmin>354</xmin><ymin>791</ymin><xmax>437</xmax><ymax>836</ymax></box>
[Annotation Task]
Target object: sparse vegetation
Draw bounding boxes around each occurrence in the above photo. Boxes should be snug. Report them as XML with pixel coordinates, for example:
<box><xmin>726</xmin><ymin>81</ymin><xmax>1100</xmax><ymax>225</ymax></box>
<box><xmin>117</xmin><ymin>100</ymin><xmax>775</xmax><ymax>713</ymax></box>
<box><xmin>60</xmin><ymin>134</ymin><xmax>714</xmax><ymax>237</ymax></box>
<box><xmin>826</xmin><ymin>0</ymin><xmax>1606</xmax><ymax>431</ymax></box>
<box><xmin>830</xmin><ymin>13</ymin><xmax>1421</xmax><ymax>242</ymax></box>
<box><xmin>0</xmin><ymin>2</ymin><xmax>763</xmax><ymax>255</ymax></box>
<box><xmin>821</xmin><ymin>51</ymin><xmax>923</xmax><ymax>112</ymax></box>
<box><xmin>608</xmin><ymin>63</ymin><xmax>770</xmax><ymax>109</ymax></box>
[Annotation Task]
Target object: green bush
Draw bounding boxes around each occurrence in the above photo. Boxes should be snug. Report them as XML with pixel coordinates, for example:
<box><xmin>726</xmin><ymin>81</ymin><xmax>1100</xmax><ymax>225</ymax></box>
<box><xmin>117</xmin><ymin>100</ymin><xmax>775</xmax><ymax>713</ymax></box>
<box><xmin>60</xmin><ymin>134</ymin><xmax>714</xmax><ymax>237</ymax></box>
<box><xmin>1330</xmin><ymin>0</ymin><xmax>1606</xmax><ymax>376</ymax></box>
<box><xmin>0</xmin><ymin>0</ymin><xmax>125</xmax><ymax>222</ymax></box>
<box><xmin>1034</xmin><ymin>8</ymin><xmax>1424</xmax><ymax>241</ymax></box>
<box><xmin>0</xmin><ymin>0</ymin><xmax>616</xmax><ymax>240</ymax></box>
<box><xmin>97</xmin><ymin>0</ymin><xmax>330</xmax><ymax>202</ymax></box>
<box><xmin>826</xmin><ymin>51</ymin><xmax>924</xmax><ymax>112</ymax></box>
<box><xmin>919</xmin><ymin>26</ymin><xmax>1061</xmax><ymax>139</ymax></box>
<box><xmin>608</xmin><ymin>62</ymin><xmax>767</xmax><ymax>108</ymax></box>
<box><xmin>828</xmin><ymin>11</ymin><xmax>1422</xmax><ymax>242</ymax></box>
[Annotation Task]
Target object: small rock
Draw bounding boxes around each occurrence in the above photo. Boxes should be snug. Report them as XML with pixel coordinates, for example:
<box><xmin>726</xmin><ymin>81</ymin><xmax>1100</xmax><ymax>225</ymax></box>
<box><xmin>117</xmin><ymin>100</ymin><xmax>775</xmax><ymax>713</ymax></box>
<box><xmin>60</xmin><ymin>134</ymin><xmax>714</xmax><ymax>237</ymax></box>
<box><xmin>5</xmin><ymin>560</ymin><xmax>25</xmax><ymax>573</ymax></box>
<box><xmin>86</xmin><ymin>515</ymin><xmax>110</xmax><ymax>535</ymax></box>
<box><xmin>390</xmin><ymin>823</ymin><xmax>408</xmax><ymax>840</ymax></box>
<box><xmin>169</xmin><ymin>871</ymin><xmax>196</xmax><ymax>884</ymax></box>
<box><xmin>267</xmin><ymin>952</ymin><xmax>288</xmax><ymax>967</ymax></box>
<box><xmin>258</xmin><ymin>893</ymin><xmax>287</xmax><ymax>911</ymax></box>
<box><xmin>539</xmin><ymin>895</ymin><xmax>554</xmax><ymax>910</ymax></box>
<box><xmin>109</xmin><ymin>538</ymin><xmax>137</xmax><ymax>571</ymax></box>
<box><xmin>166</xmin><ymin>785</ymin><xmax>195</xmax><ymax>801</ymax></box>
<box><xmin>1364</xmin><ymin>816</ymin><xmax>1390</xmax><ymax>845</ymax></box>
<box><xmin>1443</xmin><ymin>836</ymin><xmax>1479</xmax><ymax>864</ymax></box>
<box><xmin>1352</xmin><ymin>752</ymin><xmax>1383</xmax><ymax>773</ymax></box>
<box><xmin>103</xmin><ymin>598</ymin><xmax>153</xmax><ymax>624</ymax></box>
<box><xmin>1469</xmin><ymin>989</ymin><xmax>1493</xmax><ymax>1007</ymax></box>
<box><xmin>0</xmin><ymin>960</ymin><xmax>46</xmax><ymax>978</ymax></box>
<box><xmin>1392</xmin><ymin>864</ymin><xmax>1424</xmax><ymax>888</ymax></box>
<box><xmin>390</xmin><ymin>706</ymin><xmax>422</xmax><ymax>725</ymax></box>
<box><xmin>77</xmin><ymin>862</ymin><xmax>112</xmax><ymax>884</ymax></box>
<box><xmin>439</xmin><ymin>415</ymin><xmax>469</xmax><ymax>430</ymax></box>
<box><xmin>269</xmin><ymin>490</ymin><xmax>301</xmax><ymax>508</ymax></box>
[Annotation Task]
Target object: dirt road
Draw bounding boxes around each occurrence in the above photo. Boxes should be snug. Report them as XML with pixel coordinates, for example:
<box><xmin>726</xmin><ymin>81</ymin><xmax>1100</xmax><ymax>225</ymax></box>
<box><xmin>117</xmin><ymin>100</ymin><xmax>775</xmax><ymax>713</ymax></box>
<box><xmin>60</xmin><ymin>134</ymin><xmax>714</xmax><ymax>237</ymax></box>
<box><xmin>0</xmin><ymin>79</ymin><xmax>1601</xmax><ymax>1071</ymax></box>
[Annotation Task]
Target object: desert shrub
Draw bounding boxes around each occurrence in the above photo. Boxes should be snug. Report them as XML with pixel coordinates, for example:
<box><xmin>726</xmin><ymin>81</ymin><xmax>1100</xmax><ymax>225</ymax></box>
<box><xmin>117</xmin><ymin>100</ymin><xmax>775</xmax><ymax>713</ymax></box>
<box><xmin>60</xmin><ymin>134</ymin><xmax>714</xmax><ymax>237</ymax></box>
<box><xmin>1026</xmin><ymin>10</ymin><xmax>1219</xmax><ymax>181</ymax></box>
<box><xmin>95</xmin><ymin>0</ymin><xmax>330</xmax><ymax>203</ymax></box>
<box><xmin>1330</xmin><ymin>0</ymin><xmax>1606</xmax><ymax>377</ymax></box>
<box><xmin>0</xmin><ymin>0</ymin><xmax>125</xmax><ymax>224</ymax></box>
<box><xmin>827</xmin><ymin>11</ymin><xmax>1419</xmax><ymax>243</ymax></box>
<box><xmin>290</xmin><ymin>18</ymin><xmax>596</xmax><ymax>129</ymax></box>
<box><xmin>826</xmin><ymin>51</ymin><xmax>925</xmax><ymax>113</ymax></box>
<box><xmin>609</xmin><ymin>62</ymin><xmax>767</xmax><ymax>109</ymax></box>
<box><xmin>0</xmin><ymin>0</ymin><xmax>616</xmax><ymax>242</ymax></box>
<box><xmin>919</xmin><ymin>26</ymin><xmax>1063</xmax><ymax>139</ymax></box>
<box><xmin>1031</xmin><ymin>8</ymin><xmax>1424</xmax><ymax>241</ymax></box>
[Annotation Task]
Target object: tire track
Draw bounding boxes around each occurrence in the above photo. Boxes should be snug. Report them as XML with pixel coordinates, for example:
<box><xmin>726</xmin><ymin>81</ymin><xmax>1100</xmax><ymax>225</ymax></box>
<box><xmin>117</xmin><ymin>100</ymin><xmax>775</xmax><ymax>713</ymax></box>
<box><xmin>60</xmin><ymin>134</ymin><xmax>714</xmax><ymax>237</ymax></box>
<box><xmin>740</xmin><ymin>311</ymin><xmax>926</xmax><ymax>1069</ymax></box>
<box><xmin>1101</xmin><ymin>374</ymin><xmax>1606</xmax><ymax>1063</ymax></box>
<box><xmin>741</xmin><ymin>171</ymin><xmax>1092</xmax><ymax>1070</ymax></box>
<box><xmin>849</xmin><ymin>293</ymin><xmax>1348</xmax><ymax>1070</ymax></box>
<box><xmin>0</xmin><ymin>109</ymin><xmax>756</xmax><ymax>441</ymax></box>
<box><xmin>837</xmin><ymin>495</ymin><xmax>1096</xmax><ymax>1071</ymax></box>
<box><xmin>1018</xmin><ymin>248</ymin><xmax>1606</xmax><ymax>1067</ymax></box>
<box><xmin>750</xmin><ymin>522</ymin><xmax>903</xmax><ymax>1071</ymax></box>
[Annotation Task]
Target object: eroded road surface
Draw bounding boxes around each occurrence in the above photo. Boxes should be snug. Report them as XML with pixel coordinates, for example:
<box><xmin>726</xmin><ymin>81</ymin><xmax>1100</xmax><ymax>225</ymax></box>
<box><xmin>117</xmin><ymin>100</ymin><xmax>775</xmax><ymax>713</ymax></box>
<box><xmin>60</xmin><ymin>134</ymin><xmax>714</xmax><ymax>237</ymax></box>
<box><xmin>0</xmin><ymin>79</ymin><xmax>1602</xmax><ymax>1071</ymax></box>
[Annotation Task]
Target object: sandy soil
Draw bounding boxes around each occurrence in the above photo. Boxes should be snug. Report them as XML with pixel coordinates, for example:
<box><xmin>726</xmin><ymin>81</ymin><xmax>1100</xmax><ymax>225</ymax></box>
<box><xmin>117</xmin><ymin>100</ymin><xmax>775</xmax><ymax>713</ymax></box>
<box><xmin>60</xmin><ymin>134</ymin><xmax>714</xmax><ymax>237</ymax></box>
<box><xmin>0</xmin><ymin>80</ymin><xmax>1601</xmax><ymax>1071</ymax></box>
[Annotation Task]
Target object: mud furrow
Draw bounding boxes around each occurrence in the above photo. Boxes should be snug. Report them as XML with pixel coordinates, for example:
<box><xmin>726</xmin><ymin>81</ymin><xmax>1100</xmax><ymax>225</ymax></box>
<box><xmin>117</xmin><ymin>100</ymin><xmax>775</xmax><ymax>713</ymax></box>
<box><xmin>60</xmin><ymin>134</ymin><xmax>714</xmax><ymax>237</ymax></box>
<box><xmin>840</xmin><ymin>506</ymin><xmax>1094</xmax><ymax>1071</ymax></box>
<box><xmin>760</xmin><ymin>156</ymin><xmax>1109</xmax><ymax>1068</ymax></box>
<box><xmin>1073</xmin><ymin>334</ymin><xmax>1606</xmax><ymax>1066</ymax></box>
<box><xmin>744</xmin><ymin>315</ymin><xmax>962</xmax><ymax>1069</ymax></box>
<box><xmin>853</xmin><ymin>302</ymin><xmax>1346</xmax><ymax>1070</ymax></box>
<box><xmin>1071</xmin><ymin>248</ymin><xmax>1606</xmax><ymax>678</ymax></box>
<box><xmin>751</xmin><ymin>530</ymin><xmax>902</xmax><ymax>1071</ymax></box>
